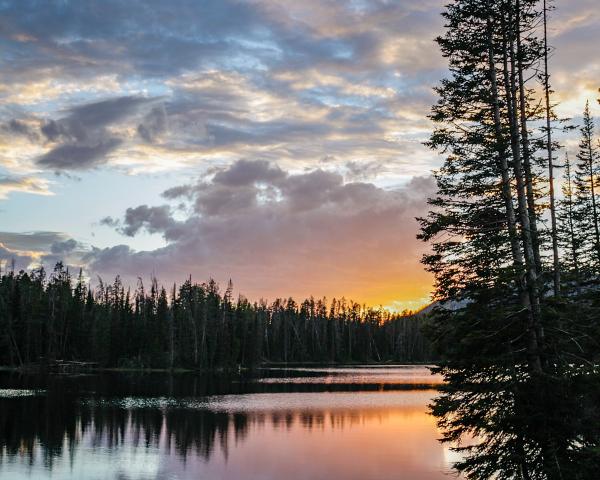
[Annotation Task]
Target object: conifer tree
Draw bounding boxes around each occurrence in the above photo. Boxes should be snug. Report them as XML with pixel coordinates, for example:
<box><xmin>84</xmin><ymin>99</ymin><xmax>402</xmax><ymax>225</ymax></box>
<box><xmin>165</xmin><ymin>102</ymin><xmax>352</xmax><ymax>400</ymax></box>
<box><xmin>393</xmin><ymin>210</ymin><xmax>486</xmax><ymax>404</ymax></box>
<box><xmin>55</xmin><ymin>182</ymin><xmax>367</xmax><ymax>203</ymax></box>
<box><xmin>419</xmin><ymin>1</ymin><xmax>600</xmax><ymax>478</ymax></box>
<box><xmin>573</xmin><ymin>101</ymin><xmax>600</xmax><ymax>272</ymax></box>
<box><xmin>557</xmin><ymin>154</ymin><xmax>583</xmax><ymax>286</ymax></box>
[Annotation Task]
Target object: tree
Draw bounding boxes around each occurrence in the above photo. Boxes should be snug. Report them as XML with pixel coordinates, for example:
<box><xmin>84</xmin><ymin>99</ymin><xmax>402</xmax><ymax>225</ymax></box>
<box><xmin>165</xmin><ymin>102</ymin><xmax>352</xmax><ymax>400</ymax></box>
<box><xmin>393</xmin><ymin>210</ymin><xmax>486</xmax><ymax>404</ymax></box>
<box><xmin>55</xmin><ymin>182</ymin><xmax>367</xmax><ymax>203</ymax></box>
<box><xmin>542</xmin><ymin>0</ymin><xmax>561</xmax><ymax>295</ymax></box>
<box><xmin>557</xmin><ymin>154</ymin><xmax>583</xmax><ymax>287</ymax></box>
<box><xmin>0</xmin><ymin>263</ymin><xmax>434</xmax><ymax>370</ymax></box>
<box><xmin>573</xmin><ymin>101</ymin><xmax>600</xmax><ymax>273</ymax></box>
<box><xmin>419</xmin><ymin>0</ymin><xmax>600</xmax><ymax>478</ymax></box>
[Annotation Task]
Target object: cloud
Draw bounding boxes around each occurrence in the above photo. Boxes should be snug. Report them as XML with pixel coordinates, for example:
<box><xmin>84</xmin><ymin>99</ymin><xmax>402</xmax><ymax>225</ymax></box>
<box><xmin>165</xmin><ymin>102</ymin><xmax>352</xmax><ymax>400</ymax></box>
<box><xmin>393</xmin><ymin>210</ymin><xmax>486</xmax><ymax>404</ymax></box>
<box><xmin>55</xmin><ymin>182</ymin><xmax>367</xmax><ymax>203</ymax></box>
<box><xmin>1</xmin><ymin>119</ymin><xmax>40</xmax><ymax>141</ymax></box>
<box><xmin>0</xmin><ymin>175</ymin><xmax>52</xmax><ymax>199</ymax></box>
<box><xmin>0</xmin><ymin>231</ymin><xmax>87</xmax><ymax>272</ymax></box>
<box><xmin>36</xmin><ymin>138</ymin><xmax>123</xmax><ymax>170</ymax></box>
<box><xmin>50</xmin><ymin>238</ymin><xmax>81</xmax><ymax>255</ymax></box>
<box><xmin>34</xmin><ymin>96</ymin><xmax>161</xmax><ymax>170</ymax></box>
<box><xmin>0</xmin><ymin>243</ymin><xmax>34</xmax><ymax>271</ymax></box>
<box><xmin>138</xmin><ymin>105</ymin><xmax>168</xmax><ymax>142</ymax></box>
<box><xmin>120</xmin><ymin>205</ymin><xmax>177</xmax><ymax>237</ymax></box>
<box><xmin>0</xmin><ymin>0</ymin><xmax>596</xmax><ymax>177</ymax></box>
<box><xmin>0</xmin><ymin>231</ymin><xmax>69</xmax><ymax>252</ymax></box>
<box><xmin>99</xmin><ymin>216</ymin><xmax>120</xmax><ymax>228</ymax></box>
<box><xmin>343</xmin><ymin>160</ymin><xmax>384</xmax><ymax>181</ymax></box>
<box><xmin>1</xmin><ymin>0</ymin><xmax>598</xmax><ymax>307</ymax></box>
<box><xmin>40</xmin><ymin>96</ymin><xmax>159</xmax><ymax>142</ymax></box>
<box><xmin>0</xmin><ymin>231</ymin><xmax>67</xmax><ymax>271</ymax></box>
<box><xmin>91</xmin><ymin>160</ymin><xmax>436</xmax><ymax>305</ymax></box>
<box><xmin>0</xmin><ymin>1</ymin><xmax>448</xmax><ymax>177</ymax></box>
<box><xmin>212</xmin><ymin>159</ymin><xmax>286</xmax><ymax>186</ymax></box>
<box><xmin>162</xmin><ymin>185</ymin><xmax>194</xmax><ymax>200</ymax></box>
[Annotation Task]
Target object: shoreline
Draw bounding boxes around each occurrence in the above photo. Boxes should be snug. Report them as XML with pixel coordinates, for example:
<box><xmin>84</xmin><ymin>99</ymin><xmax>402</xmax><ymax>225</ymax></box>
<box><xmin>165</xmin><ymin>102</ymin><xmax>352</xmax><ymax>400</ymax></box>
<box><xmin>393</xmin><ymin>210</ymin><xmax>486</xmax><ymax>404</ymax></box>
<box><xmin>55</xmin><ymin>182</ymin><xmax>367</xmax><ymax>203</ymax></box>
<box><xmin>0</xmin><ymin>361</ymin><xmax>437</xmax><ymax>375</ymax></box>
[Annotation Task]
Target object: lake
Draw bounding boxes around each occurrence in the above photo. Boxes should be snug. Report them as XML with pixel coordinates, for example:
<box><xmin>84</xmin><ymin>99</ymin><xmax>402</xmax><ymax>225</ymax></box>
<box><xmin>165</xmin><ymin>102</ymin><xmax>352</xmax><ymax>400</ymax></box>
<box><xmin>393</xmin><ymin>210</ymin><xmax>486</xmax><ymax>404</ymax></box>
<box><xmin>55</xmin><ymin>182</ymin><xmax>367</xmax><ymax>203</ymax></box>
<box><xmin>0</xmin><ymin>366</ymin><xmax>459</xmax><ymax>480</ymax></box>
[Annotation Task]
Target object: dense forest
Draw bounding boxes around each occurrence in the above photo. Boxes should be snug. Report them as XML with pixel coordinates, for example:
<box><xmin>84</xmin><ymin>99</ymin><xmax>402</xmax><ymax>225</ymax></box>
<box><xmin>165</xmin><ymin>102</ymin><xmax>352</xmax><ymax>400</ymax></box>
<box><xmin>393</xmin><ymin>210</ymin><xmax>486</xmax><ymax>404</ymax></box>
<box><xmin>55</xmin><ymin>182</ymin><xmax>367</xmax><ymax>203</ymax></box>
<box><xmin>0</xmin><ymin>264</ymin><xmax>432</xmax><ymax>369</ymax></box>
<box><xmin>420</xmin><ymin>0</ymin><xmax>600</xmax><ymax>478</ymax></box>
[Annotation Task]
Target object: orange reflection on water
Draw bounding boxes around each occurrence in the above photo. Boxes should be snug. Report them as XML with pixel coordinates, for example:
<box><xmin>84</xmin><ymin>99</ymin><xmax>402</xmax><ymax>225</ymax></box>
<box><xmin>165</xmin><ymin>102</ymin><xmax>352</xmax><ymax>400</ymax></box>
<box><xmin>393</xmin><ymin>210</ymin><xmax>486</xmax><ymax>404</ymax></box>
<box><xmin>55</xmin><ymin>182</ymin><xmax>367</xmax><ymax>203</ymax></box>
<box><xmin>167</xmin><ymin>391</ymin><xmax>457</xmax><ymax>480</ymax></box>
<box><xmin>0</xmin><ymin>369</ymin><xmax>459</xmax><ymax>480</ymax></box>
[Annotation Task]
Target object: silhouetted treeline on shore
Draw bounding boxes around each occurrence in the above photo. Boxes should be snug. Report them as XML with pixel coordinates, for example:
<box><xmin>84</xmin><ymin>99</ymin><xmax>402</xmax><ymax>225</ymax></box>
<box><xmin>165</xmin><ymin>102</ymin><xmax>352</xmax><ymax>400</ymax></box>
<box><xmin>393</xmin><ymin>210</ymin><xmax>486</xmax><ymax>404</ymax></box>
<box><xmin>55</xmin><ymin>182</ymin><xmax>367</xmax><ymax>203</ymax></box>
<box><xmin>0</xmin><ymin>264</ymin><xmax>433</xmax><ymax>369</ymax></box>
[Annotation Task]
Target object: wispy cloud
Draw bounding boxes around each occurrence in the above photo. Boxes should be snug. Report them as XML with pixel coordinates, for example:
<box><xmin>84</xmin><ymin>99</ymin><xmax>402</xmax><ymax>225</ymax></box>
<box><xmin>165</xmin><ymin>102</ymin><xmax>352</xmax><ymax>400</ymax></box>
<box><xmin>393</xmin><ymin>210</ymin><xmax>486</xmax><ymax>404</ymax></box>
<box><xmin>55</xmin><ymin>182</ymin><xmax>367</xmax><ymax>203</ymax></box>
<box><xmin>0</xmin><ymin>175</ymin><xmax>52</xmax><ymax>199</ymax></box>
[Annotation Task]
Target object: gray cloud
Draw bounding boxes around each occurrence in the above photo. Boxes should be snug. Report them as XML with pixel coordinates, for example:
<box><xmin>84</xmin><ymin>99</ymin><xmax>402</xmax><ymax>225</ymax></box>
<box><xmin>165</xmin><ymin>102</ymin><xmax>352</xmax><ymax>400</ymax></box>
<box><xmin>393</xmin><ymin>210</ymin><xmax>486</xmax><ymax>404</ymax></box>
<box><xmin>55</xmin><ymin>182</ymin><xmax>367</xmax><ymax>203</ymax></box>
<box><xmin>1</xmin><ymin>119</ymin><xmax>40</xmax><ymax>141</ymax></box>
<box><xmin>99</xmin><ymin>216</ymin><xmax>120</xmax><ymax>228</ymax></box>
<box><xmin>91</xmin><ymin>160</ymin><xmax>436</xmax><ymax>302</ymax></box>
<box><xmin>162</xmin><ymin>185</ymin><xmax>194</xmax><ymax>200</ymax></box>
<box><xmin>212</xmin><ymin>159</ymin><xmax>286</xmax><ymax>186</ymax></box>
<box><xmin>120</xmin><ymin>205</ymin><xmax>177</xmax><ymax>237</ymax></box>
<box><xmin>50</xmin><ymin>238</ymin><xmax>81</xmax><ymax>255</ymax></box>
<box><xmin>41</xmin><ymin>96</ymin><xmax>159</xmax><ymax>142</ymax></box>
<box><xmin>0</xmin><ymin>0</ymin><xmax>450</xmax><ymax>178</ymax></box>
<box><xmin>0</xmin><ymin>231</ymin><xmax>83</xmax><ymax>271</ymax></box>
<box><xmin>0</xmin><ymin>231</ymin><xmax>68</xmax><ymax>252</ymax></box>
<box><xmin>37</xmin><ymin>138</ymin><xmax>123</xmax><ymax>170</ymax></box>
<box><xmin>138</xmin><ymin>105</ymin><xmax>168</xmax><ymax>142</ymax></box>
<box><xmin>34</xmin><ymin>95</ymin><xmax>162</xmax><ymax>170</ymax></box>
<box><xmin>343</xmin><ymin>160</ymin><xmax>385</xmax><ymax>181</ymax></box>
<box><xmin>0</xmin><ymin>231</ymin><xmax>88</xmax><ymax>272</ymax></box>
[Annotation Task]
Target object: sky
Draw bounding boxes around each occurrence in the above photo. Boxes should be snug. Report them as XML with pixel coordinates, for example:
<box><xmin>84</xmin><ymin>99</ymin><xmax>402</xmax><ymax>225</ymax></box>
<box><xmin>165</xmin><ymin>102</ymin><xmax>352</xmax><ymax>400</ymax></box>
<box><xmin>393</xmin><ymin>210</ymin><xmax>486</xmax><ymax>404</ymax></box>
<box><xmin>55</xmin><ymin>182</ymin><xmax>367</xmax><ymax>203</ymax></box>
<box><xmin>0</xmin><ymin>0</ymin><xmax>599</xmax><ymax>311</ymax></box>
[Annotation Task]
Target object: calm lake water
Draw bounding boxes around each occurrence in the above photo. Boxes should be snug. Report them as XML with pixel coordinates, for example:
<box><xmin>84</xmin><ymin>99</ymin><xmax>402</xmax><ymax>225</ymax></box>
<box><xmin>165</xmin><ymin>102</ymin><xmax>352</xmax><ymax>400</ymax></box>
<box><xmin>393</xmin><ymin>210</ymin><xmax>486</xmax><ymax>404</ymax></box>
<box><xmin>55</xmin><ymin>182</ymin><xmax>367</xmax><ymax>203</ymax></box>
<box><xmin>0</xmin><ymin>366</ymin><xmax>459</xmax><ymax>480</ymax></box>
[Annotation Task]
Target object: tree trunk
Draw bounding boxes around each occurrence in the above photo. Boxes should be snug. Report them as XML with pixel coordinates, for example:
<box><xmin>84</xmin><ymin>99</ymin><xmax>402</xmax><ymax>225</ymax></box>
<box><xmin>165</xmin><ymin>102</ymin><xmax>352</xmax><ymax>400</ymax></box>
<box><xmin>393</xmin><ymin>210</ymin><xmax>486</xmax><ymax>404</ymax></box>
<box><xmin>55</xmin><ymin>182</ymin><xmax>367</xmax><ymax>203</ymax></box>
<box><xmin>515</xmin><ymin>0</ymin><xmax>542</xmax><ymax>273</ymax></box>
<box><xmin>542</xmin><ymin>0</ymin><xmax>561</xmax><ymax>295</ymax></box>
<box><xmin>565</xmin><ymin>154</ymin><xmax>581</xmax><ymax>287</ymax></box>
<box><xmin>587</xmin><ymin>138</ymin><xmax>600</xmax><ymax>265</ymax></box>
<box><xmin>501</xmin><ymin>5</ymin><xmax>543</xmax><ymax>373</ymax></box>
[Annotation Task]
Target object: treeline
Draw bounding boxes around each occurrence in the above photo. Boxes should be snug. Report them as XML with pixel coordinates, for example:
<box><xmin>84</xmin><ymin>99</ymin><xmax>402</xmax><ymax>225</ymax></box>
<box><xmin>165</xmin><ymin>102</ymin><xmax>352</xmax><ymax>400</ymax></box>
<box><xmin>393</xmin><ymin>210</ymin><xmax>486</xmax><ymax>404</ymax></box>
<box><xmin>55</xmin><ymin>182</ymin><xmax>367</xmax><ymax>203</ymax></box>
<box><xmin>0</xmin><ymin>264</ymin><xmax>432</xmax><ymax>369</ymax></box>
<box><xmin>421</xmin><ymin>0</ymin><xmax>600</xmax><ymax>478</ymax></box>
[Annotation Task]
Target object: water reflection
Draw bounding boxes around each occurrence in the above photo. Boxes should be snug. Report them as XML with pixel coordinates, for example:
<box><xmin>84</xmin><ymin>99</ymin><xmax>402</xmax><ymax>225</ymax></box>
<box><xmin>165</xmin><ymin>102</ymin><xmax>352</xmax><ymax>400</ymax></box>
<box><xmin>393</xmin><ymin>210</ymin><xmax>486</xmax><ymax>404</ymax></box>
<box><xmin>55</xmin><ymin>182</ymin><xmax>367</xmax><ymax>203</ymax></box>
<box><xmin>0</xmin><ymin>368</ymin><xmax>454</xmax><ymax>480</ymax></box>
<box><xmin>256</xmin><ymin>366</ymin><xmax>443</xmax><ymax>385</ymax></box>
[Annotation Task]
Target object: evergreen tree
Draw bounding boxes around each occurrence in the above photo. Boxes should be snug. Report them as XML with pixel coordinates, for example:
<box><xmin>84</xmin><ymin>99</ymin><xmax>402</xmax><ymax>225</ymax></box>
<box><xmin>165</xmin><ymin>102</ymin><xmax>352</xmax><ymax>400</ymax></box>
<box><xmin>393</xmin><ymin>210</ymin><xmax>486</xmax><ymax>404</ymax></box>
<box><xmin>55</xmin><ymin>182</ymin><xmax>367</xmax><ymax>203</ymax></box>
<box><xmin>557</xmin><ymin>154</ymin><xmax>583</xmax><ymax>286</ymax></box>
<box><xmin>573</xmin><ymin>101</ymin><xmax>600</xmax><ymax>273</ymax></box>
<box><xmin>419</xmin><ymin>1</ymin><xmax>600</xmax><ymax>478</ymax></box>
<box><xmin>0</xmin><ymin>263</ymin><xmax>433</xmax><ymax>369</ymax></box>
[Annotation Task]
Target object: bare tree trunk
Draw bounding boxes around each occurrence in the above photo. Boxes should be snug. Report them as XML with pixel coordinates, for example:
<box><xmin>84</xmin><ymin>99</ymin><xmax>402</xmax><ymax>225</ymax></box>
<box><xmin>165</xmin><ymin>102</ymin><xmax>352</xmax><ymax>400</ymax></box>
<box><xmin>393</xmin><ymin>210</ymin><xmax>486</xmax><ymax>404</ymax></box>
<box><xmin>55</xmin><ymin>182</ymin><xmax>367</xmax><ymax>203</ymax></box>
<box><xmin>515</xmin><ymin>0</ymin><xmax>542</xmax><ymax>273</ymax></box>
<box><xmin>201</xmin><ymin>307</ymin><xmax>207</xmax><ymax>366</ymax></box>
<box><xmin>487</xmin><ymin>18</ymin><xmax>527</xmax><ymax>277</ymax></box>
<box><xmin>543</xmin><ymin>0</ymin><xmax>561</xmax><ymax>295</ymax></box>
<box><xmin>169</xmin><ymin>284</ymin><xmax>175</xmax><ymax>370</ymax></box>
<box><xmin>564</xmin><ymin>154</ymin><xmax>581</xmax><ymax>287</ymax></box>
<box><xmin>502</xmin><ymin>5</ymin><xmax>543</xmax><ymax>373</ymax></box>
<box><xmin>587</xmin><ymin>138</ymin><xmax>600</xmax><ymax>265</ymax></box>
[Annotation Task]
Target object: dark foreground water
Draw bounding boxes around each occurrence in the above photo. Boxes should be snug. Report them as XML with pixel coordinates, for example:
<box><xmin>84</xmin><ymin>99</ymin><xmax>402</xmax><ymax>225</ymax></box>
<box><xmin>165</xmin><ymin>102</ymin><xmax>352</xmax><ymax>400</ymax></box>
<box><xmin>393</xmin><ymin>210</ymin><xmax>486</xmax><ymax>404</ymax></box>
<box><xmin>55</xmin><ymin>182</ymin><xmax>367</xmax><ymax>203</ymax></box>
<box><xmin>0</xmin><ymin>366</ymin><xmax>458</xmax><ymax>480</ymax></box>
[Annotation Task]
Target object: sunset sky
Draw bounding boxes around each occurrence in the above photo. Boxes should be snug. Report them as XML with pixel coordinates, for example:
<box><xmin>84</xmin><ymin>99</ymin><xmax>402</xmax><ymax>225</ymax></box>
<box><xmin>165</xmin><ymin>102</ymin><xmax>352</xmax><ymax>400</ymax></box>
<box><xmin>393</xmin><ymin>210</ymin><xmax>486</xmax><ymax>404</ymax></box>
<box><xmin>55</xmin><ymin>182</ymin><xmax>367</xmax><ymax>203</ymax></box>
<box><xmin>1</xmin><ymin>0</ymin><xmax>598</xmax><ymax>310</ymax></box>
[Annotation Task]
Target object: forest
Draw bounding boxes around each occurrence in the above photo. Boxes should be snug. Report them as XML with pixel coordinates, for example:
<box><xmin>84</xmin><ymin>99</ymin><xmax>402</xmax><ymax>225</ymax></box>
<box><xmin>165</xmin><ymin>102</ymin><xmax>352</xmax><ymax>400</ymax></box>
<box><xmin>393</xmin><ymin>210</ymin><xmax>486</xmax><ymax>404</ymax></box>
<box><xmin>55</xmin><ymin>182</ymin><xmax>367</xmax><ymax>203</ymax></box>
<box><xmin>0</xmin><ymin>265</ymin><xmax>432</xmax><ymax>369</ymax></box>
<box><xmin>419</xmin><ymin>0</ymin><xmax>600</xmax><ymax>478</ymax></box>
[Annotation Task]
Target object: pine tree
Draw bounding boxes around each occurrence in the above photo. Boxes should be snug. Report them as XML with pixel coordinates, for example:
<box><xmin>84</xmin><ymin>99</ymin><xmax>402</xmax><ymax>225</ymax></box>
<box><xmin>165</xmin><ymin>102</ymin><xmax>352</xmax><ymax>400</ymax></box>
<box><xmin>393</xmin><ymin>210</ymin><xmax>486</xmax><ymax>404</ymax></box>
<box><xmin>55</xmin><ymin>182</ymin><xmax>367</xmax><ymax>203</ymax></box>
<box><xmin>557</xmin><ymin>154</ymin><xmax>583</xmax><ymax>286</ymax></box>
<box><xmin>419</xmin><ymin>1</ymin><xmax>600</xmax><ymax>478</ymax></box>
<box><xmin>573</xmin><ymin>101</ymin><xmax>600</xmax><ymax>273</ymax></box>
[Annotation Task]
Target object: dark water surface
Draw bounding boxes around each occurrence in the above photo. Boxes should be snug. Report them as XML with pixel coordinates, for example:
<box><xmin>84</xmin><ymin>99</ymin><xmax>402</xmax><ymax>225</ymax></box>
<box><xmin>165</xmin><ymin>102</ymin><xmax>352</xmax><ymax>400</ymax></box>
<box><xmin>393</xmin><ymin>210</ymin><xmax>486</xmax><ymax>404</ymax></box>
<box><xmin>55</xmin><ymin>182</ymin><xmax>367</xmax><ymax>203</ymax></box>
<box><xmin>0</xmin><ymin>366</ymin><xmax>458</xmax><ymax>480</ymax></box>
